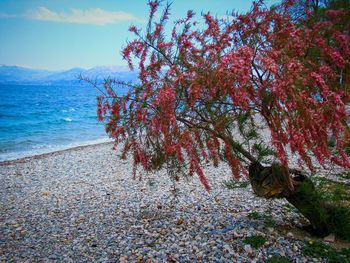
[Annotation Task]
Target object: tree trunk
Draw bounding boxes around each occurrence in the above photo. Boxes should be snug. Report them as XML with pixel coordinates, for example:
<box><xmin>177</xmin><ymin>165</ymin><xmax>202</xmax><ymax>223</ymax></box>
<box><xmin>248</xmin><ymin>162</ymin><xmax>336</xmax><ymax>237</ymax></box>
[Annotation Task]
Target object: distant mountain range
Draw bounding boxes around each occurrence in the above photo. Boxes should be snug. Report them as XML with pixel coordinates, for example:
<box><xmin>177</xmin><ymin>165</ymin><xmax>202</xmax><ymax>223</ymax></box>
<box><xmin>0</xmin><ymin>65</ymin><xmax>137</xmax><ymax>85</ymax></box>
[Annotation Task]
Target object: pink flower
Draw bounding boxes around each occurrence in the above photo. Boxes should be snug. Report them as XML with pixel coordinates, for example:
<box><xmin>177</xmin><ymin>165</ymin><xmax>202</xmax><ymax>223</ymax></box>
<box><xmin>329</xmin><ymin>51</ymin><xmax>346</xmax><ymax>68</ymax></box>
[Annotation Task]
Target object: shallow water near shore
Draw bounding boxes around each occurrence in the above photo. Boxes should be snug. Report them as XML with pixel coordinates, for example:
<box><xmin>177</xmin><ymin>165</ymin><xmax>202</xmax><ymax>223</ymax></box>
<box><xmin>0</xmin><ymin>84</ymin><xmax>108</xmax><ymax>161</ymax></box>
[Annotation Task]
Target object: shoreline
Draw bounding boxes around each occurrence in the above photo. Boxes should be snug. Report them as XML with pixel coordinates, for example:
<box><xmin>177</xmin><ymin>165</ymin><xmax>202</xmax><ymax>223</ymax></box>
<box><xmin>0</xmin><ymin>141</ymin><xmax>114</xmax><ymax>166</ymax></box>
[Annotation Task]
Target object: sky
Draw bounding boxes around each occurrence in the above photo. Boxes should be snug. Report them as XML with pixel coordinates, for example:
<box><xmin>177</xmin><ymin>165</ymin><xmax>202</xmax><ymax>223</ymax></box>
<box><xmin>0</xmin><ymin>0</ymin><xmax>281</xmax><ymax>71</ymax></box>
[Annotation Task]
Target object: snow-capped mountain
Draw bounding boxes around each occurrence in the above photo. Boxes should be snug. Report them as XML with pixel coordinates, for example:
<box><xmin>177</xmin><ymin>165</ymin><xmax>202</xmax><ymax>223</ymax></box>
<box><xmin>0</xmin><ymin>65</ymin><xmax>137</xmax><ymax>85</ymax></box>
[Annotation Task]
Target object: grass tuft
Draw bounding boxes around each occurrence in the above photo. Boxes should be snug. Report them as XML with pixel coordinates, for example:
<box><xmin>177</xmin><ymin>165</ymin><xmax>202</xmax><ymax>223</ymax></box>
<box><xmin>303</xmin><ymin>240</ymin><xmax>350</xmax><ymax>262</ymax></box>
<box><xmin>222</xmin><ymin>179</ymin><xmax>249</xmax><ymax>189</ymax></box>
<box><xmin>243</xmin><ymin>235</ymin><xmax>266</xmax><ymax>249</ymax></box>
<box><xmin>265</xmin><ymin>256</ymin><xmax>291</xmax><ymax>263</ymax></box>
<box><xmin>247</xmin><ymin>211</ymin><xmax>276</xmax><ymax>227</ymax></box>
<box><xmin>247</xmin><ymin>211</ymin><xmax>262</xmax><ymax>220</ymax></box>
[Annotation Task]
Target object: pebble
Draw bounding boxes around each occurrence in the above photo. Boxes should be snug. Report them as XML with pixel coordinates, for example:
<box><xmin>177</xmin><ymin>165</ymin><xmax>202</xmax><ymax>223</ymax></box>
<box><xmin>244</xmin><ymin>244</ymin><xmax>253</xmax><ymax>254</ymax></box>
<box><xmin>267</xmin><ymin>227</ymin><xmax>275</xmax><ymax>233</ymax></box>
<box><xmin>119</xmin><ymin>256</ymin><xmax>127</xmax><ymax>263</ymax></box>
<box><xmin>323</xmin><ymin>233</ymin><xmax>335</xmax><ymax>243</ymax></box>
<box><xmin>293</xmin><ymin>245</ymin><xmax>299</xmax><ymax>252</ymax></box>
<box><xmin>0</xmin><ymin>142</ymin><xmax>335</xmax><ymax>262</ymax></box>
<box><xmin>286</xmin><ymin>232</ymin><xmax>294</xmax><ymax>238</ymax></box>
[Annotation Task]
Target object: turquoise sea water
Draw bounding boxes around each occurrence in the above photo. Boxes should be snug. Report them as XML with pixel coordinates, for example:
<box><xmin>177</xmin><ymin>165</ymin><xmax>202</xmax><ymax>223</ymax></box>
<box><xmin>0</xmin><ymin>84</ymin><xmax>109</xmax><ymax>161</ymax></box>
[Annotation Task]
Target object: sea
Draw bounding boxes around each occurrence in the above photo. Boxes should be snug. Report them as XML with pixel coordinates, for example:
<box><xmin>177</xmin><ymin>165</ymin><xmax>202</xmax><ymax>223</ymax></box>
<box><xmin>0</xmin><ymin>84</ymin><xmax>111</xmax><ymax>161</ymax></box>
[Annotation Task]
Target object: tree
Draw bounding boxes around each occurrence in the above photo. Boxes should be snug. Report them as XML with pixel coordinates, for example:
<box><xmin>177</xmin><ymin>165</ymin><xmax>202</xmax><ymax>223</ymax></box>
<box><xmin>287</xmin><ymin>0</ymin><xmax>350</xmax><ymax>95</ymax></box>
<box><xmin>95</xmin><ymin>0</ymin><xmax>350</xmax><ymax>238</ymax></box>
<box><xmin>287</xmin><ymin>0</ymin><xmax>350</xmax><ymax>22</ymax></box>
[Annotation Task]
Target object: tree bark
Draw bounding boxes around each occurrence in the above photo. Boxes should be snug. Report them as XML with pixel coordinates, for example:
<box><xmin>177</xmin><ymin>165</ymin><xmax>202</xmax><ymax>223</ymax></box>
<box><xmin>248</xmin><ymin>162</ymin><xmax>336</xmax><ymax>237</ymax></box>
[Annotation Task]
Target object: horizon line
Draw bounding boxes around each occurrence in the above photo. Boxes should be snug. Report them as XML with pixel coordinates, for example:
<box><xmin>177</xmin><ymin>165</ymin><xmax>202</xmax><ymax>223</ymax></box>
<box><xmin>0</xmin><ymin>64</ymin><xmax>131</xmax><ymax>72</ymax></box>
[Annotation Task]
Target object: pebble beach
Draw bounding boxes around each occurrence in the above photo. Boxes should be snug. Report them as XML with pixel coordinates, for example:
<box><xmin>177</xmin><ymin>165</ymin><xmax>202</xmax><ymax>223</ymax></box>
<box><xmin>0</xmin><ymin>142</ymin><xmax>348</xmax><ymax>262</ymax></box>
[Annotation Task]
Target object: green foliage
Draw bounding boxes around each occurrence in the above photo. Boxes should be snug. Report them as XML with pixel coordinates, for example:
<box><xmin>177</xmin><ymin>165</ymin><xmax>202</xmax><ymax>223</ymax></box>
<box><xmin>150</xmin><ymin>150</ymin><xmax>166</xmax><ymax>170</ymax></box>
<box><xmin>264</xmin><ymin>215</ymin><xmax>276</xmax><ymax>228</ymax></box>
<box><xmin>253</xmin><ymin>142</ymin><xmax>276</xmax><ymax>162</ymax></box>
<box><xmin>332</xmin><ymin>187</ymin><xmax>350</xmax><ymax>202</ymax></box>
<box><xmin>344</xmin><ymin>143</ymin><xmax>350</xmax><ymax>156</ymax></box>
<box><xmin>247</xmin><ymin>211</ymin><xmax>261</xmax><ymax>219</ymax></box>
<box><xmin>294</xmin><ymin>184</ymin><xmax>323</xmax><ymax>226</ymax></box>
<box><xmin>248</xmin><ymin>211</ymin><xmax>262</xmax><ymax>220</ymax></box>
<box><xmin>329</xmin><ymin>206</ymin><xmax>350</xmax><ymax>241</ymax></box>
<box><xmin>243</xmin><ymin>235</ymin><xmax>267</xmax><ymax>249</ymax></box>
<box><xmin>283</xmin><ymin>203</ymin><xmax>299</xmax><ymax>213</ymax></box>
<box><xmin>303</xmin><ymin>240</ymin><xmax>332</xmax><ymax>258</ymax></box>
<box><xmin>237</xmin><ymin>111</ymin><xmax>256</xmax><ymax>140</ymax></box>
<box><xmin>265</xmin><ymin>256</ymin><xmax>291</xmax><ymax>263</ymax></box>
<box><xmin>314</xmin><ymin>177</ymin><xmax>350</xmax><ymax>203</ymax></box>
<box><xmin>337</xmin><ymin>171</ymin><xmax>350</xmax><ymax>180</ymax></box>
<box><xmin>303</xmin><ymin>240</ymin><xmax>350</xmax><ymax>263</ymax></box>
<box><xmin>247</xmin><ymin>211</ymin><xmax>276</xmax><ymax>227</ymax></box>
<box><xmin>327</xmin><ymin>137</ymin><xmax>336</xmax><ymax>148</ymax></box>
<box><xmin>222</xmin><ymin>179</ymin><xmax>249</xmax><ymax>189</ymax></box>
<box><xmin>299</xmin><ymin>177</ymin><xmax>350</xmax><ymax>241</ymax></box>
<box><xmin>147</xmin><ymin>178</ymin><xmax>156</xmax><ymax>188</ymax></box>
<box><xmin>313</xmin><ymin>178</ymin><xmax>350</xmax><ymax>241</ymax></box>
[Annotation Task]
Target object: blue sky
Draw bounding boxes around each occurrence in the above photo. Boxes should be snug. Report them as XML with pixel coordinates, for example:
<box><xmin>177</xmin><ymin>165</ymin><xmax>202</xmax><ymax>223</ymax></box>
<box><xmin>0</xmin><ymin>0</ymin><xmax>280</xmax><ymax>71</ymax></box>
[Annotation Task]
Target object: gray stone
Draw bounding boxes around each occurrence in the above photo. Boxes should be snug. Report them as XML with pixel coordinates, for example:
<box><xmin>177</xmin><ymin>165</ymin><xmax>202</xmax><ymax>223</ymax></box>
<box><xmin>244</xmin><ymin>244</ymin><xmax>253</xmax><ymax>254</ymax></box>
<box><xmin>323</xmin><ymin>233</ymin><xmax>335</xmax><ymax>243</ymax></box>
<box><xmin>286</xmin><ymin>232</ymin><xmax>294</xmax><ymax>238</ymax></box>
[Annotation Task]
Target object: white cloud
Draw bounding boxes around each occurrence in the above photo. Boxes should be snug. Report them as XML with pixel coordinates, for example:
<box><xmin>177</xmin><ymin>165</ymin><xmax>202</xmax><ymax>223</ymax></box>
<box><xmin>0</xmin><ymin>12</ymin><xmax>17</xmax><ymax>18</ymax></box>
<box><xmin>26</xmin><ymin>7</ymin><xmax>142</xmax><ymax>25</ymax></box>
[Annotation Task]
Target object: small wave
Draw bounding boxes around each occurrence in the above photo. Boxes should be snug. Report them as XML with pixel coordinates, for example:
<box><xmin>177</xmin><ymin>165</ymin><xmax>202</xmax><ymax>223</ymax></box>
<box><xmin>61</xmin><ymin>108</ymin><xmax>76</xmax><ymax>113</ymax></box>
<box><xmin>63</xmin><ymin>117</ymin><xmax>73</xmax><ymax>122</ymax></box>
